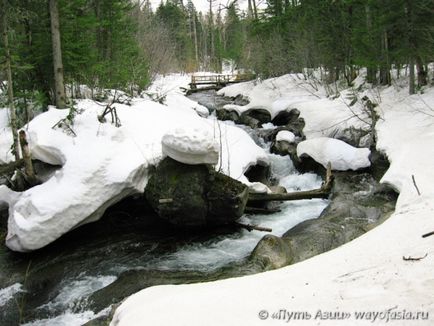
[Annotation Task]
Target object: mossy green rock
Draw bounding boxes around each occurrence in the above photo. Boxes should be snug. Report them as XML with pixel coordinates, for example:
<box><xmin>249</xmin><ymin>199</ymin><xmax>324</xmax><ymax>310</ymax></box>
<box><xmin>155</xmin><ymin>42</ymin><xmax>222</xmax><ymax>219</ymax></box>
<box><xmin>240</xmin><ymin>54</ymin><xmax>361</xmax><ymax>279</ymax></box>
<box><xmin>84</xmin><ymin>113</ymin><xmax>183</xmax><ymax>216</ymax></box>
<box><xmin>145</xmin><ymin>157</ymin><xmax>249</xmax><ymax>227</ymax></box>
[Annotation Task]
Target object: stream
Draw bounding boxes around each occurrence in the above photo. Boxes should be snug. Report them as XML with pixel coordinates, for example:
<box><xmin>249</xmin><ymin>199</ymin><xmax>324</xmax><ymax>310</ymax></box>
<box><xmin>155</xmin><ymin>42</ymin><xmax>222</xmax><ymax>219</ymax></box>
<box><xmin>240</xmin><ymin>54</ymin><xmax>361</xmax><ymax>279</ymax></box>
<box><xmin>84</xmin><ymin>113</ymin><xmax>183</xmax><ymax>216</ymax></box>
<box><xmin>0</xmin><ymin>91</ymin><xmax>328</xmax><ymax>325</ymax></box>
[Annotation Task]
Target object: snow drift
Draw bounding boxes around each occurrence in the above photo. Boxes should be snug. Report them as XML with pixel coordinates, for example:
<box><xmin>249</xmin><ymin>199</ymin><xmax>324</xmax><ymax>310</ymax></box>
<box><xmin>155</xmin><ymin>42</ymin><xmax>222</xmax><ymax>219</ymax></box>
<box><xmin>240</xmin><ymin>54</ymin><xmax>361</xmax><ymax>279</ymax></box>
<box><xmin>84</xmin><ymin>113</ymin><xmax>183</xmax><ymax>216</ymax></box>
<box><xmin>1</xmin><ymin>82</ymin><xmax>268</xmax><ymax>252</ymax></box>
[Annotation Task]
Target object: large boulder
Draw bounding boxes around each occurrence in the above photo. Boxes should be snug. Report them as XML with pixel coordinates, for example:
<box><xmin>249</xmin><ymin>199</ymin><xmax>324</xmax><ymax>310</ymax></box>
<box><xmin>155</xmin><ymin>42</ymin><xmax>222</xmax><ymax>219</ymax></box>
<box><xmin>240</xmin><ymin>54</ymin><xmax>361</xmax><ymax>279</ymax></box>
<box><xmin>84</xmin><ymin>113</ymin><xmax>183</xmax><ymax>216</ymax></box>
<box><xmin>216</xmin><ymin>108</ymin><xmax>239</xmax><ymax>123</ymax></box>
<box><xmin>239</xmin><ymin>107</ymin><xmax>271</xmax><ymax>128</ymax></box>
<box><xmin>145</xmin><ymin>158</ymin><xmax>248</xmax><ymax>227</ymax></box>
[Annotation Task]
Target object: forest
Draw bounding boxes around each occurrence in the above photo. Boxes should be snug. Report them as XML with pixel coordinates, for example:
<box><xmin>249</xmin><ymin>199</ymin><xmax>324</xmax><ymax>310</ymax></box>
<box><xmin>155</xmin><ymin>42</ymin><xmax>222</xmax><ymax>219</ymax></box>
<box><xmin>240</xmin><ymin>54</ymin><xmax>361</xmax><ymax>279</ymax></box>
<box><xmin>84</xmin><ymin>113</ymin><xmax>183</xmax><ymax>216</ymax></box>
<box><xmin>1</xmin><ymin>1</ymin><xmax>434</xmax><ymax>325</ymax></box>
<box><xmin>1</xmin><ymin>0</ymin><xmax>433</xmax><ymax>115</ymax></box>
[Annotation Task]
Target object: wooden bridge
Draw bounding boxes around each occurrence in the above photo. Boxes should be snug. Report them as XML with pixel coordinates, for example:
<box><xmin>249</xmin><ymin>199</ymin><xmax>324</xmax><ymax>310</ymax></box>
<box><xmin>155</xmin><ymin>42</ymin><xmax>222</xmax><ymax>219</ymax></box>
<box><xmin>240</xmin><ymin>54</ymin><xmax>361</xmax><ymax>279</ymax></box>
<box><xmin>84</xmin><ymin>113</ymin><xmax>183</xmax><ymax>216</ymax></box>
<box><xmin>189</xmin><ymin>73</ymin><xmax>256</xmax><ymax>92</ymax></box>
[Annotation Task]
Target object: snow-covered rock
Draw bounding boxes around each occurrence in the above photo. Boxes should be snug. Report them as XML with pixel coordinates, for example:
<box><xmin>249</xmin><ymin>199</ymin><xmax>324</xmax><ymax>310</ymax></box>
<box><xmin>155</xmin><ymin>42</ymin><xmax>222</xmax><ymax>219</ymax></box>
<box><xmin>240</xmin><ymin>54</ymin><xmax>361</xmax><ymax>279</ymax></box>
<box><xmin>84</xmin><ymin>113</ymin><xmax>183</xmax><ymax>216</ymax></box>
<box><xmin>2</xmin><ymin>82</ymin><xmax>268</xmax><ymax>251</ymax></box>
<box><xmin>275</xmin><ymin>130</ymin><xmax>295</xmax><ymax>143</ymax></box>
<box><xmin>297</xmin><ymin>137</ymin><xmax>370</xmax><ymax>171</ymax></box>
<box><xmin>162</xmin><ymin>127</ymin><xmax>219</xmax><ymax>165</ymax></box>
<box><xmin>248</xmin><ymin>182</ymin><xmax>271</xmax><ymax>194</ymax></box>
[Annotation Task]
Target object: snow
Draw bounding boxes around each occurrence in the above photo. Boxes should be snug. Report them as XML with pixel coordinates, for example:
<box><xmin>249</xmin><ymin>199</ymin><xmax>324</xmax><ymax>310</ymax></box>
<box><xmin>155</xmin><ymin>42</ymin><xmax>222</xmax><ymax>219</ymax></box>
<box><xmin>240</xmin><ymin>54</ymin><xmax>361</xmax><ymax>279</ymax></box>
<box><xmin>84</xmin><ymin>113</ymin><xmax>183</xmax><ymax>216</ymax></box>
<box><xmin>297</xmin><ymin>137</ymin><xmax>371</xmax><ymax>171</ymax></box>
<box><xmin>111</xmin><ymin>76</ymin><xmax>434</xmax><ymax>326</ymax></box>
<box><xmin>0</xmin><ymin>108</ymin><xmax>13</xmax><ymax>164</ymax></box>
<box><xmin>218</xmin><ymin>74</ymin><xmax>370</xmax><ymax>139</ymax></box>
<box><xmin>275</xmin><ymin>130</ymin><xmax>295</xmax><ymax>143</ymax></box>
<box><xmin>147</xmin><ymin>74</ymin><xmax>210</xmax><ymax>117</ymax></box>
<box><xmin>162</xmin><ymin>127</ymin><xmax>219</xmax><ymax>165</ymax></box>
<box><xmin>1</xmin><ymin>75</ymin><xmax>268</xmax><ymax>252</ymax></box>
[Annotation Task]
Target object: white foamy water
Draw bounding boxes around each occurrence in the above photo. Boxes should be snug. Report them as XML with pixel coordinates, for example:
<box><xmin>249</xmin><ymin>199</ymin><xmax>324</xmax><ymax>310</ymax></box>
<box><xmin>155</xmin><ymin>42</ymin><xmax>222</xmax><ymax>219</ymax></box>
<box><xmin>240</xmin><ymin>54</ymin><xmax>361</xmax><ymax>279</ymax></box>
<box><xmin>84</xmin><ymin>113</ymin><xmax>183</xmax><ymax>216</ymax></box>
<box><xmin>151</xmin><ymin>154</ymin><xmax>328</xmax><ymax>271</ymax></box>
<box><xmin>22</xmin><ymin>306</ymin><xmax>112</xmax><ymax>326</ymax></box>
<box><xmin>21</xmin><ymin>276</ymin><xmax>116</xmax><ymax>326</ymax></box>
<box><xmin>41</xmin><ymin>275</ymin><xmax>117</xmax><ymax>312</ymax></box>
<box><xmin>0</xmin><ymin>283</ymin><xmax>24</xmax><ymax>307</ymax></box>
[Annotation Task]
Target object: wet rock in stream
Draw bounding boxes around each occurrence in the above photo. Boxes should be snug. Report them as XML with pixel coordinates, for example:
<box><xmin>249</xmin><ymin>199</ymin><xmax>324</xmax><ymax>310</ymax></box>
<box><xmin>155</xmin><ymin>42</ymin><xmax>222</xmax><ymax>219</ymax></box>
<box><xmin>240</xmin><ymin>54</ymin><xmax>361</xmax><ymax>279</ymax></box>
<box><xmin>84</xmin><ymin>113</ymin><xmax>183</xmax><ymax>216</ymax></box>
<box><xmin>249</xmin><ymin>171</ymin><xmax>397</xmax><ymax>271</ymax></box>
<box><xmin>145</xmin><ymin>157</ymin><xmax>249</xmax><ymax>227</ymax></box>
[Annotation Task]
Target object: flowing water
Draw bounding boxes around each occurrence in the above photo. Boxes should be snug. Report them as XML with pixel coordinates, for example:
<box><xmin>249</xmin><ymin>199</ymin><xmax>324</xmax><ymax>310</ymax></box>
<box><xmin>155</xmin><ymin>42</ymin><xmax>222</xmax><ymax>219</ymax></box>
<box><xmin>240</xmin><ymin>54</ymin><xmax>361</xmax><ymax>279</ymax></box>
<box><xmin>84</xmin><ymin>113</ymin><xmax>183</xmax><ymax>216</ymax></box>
<box><xmin>0</xmin><ymin>91</ymin><xmax>328</xmax><ymax>325</ymax></box>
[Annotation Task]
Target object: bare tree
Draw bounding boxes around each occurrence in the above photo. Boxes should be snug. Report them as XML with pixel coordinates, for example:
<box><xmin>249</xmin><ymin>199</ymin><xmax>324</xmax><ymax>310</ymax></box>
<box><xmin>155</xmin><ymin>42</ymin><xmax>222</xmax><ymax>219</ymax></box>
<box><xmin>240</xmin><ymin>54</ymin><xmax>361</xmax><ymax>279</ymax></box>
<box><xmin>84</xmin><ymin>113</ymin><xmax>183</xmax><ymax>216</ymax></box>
<box><xmin>49</xmin><ymin>0</ymin><xmax>66</xmax><ymax>108</ymax></box>
<box><xmin>0</xmin><ymin>0</ymin><xmax>20</xmax><ymax>161</ymax></box>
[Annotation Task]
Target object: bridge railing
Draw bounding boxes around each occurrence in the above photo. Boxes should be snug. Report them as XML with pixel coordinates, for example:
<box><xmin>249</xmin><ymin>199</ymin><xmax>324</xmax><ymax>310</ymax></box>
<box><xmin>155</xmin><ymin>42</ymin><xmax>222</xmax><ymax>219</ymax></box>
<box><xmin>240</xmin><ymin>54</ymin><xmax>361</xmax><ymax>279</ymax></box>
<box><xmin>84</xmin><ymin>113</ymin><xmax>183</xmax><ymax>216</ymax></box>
<box><xmin>190</xmin><ymin>73</ymin><xmax>256</xmax><ymax>86</ymax></box>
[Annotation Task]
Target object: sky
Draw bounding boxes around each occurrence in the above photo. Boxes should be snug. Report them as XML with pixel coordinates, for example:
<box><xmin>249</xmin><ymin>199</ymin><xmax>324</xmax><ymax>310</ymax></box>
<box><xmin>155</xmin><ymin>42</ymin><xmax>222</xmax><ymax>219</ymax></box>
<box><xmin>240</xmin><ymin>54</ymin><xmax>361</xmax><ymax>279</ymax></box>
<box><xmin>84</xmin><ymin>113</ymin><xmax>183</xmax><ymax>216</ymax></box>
<box><xmin>149</xmin><ymin>0</ymin><xmax>266</xmax><ymax>13</ymax></box>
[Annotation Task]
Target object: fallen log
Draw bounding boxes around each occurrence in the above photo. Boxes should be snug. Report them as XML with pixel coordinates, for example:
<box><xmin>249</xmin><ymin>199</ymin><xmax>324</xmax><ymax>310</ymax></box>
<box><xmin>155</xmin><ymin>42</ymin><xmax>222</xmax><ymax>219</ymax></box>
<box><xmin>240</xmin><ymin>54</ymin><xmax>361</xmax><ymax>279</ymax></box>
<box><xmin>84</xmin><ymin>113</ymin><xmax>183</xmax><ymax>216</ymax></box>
<box><xmin>235</xmin><ymin>222</ymin><xmax>272</xmax><ymax>233</ymax></box>
<box><xmin>248</xmin><ymin>162</ymin><xmax>334</xmax><ymax>203</ymax></box>
<box><xmin>244</xmin><ymin>206</ymin><xmax>281</xmax><ymax>215</ymax></box>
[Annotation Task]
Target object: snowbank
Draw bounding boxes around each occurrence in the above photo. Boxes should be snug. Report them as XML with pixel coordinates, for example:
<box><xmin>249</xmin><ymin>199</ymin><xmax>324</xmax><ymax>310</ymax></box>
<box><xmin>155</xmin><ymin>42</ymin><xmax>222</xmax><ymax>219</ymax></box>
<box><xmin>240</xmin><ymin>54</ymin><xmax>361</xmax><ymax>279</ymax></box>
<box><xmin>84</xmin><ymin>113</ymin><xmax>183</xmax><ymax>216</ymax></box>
<box><xmin>147</xmin><ymin>74</ymin><xmax>209</xmax><ymax>117</ymax></box>
<box><xmin>0</xmin><ymin>108</ymin><xmax>13</xmax><ymax>164</ymax></box>
<box><xmin>2</xmin><ymin>77</ymin><xmax>268</xmax><ymax>252</ymax></box>
<box><xmin>111</xmin><ymin>79</ymin><xmax>434</xmax><ymax>325</ymax></box>
<box><xmin>218</xmin><ymin>74</ymin><xmax>370</xmax><ymax>139</ymax></box>
<box><xmin>297</xmin><ymin>137</ymin><xmax>371</xmax><ymax>171</ymax></box>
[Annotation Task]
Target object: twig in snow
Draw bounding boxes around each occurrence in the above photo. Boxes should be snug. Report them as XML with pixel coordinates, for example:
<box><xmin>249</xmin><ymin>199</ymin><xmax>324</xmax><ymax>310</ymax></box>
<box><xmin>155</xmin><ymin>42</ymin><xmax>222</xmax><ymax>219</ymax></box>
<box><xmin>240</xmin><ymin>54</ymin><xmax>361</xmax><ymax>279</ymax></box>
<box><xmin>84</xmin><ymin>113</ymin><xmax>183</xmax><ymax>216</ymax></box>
<box><xmin>412</xmin><ymin>175</ymin><xmax>421</xmax><ymax>196</ymax></box>
<box><xmin>422</xmin><ymin>231</ymin><xmax>434</xmax><ymax>238</ymax></box>
<box><xmin>402</xmin><ymin>253</ymin><xmax>428</xmax><ymax>261</ymax></box>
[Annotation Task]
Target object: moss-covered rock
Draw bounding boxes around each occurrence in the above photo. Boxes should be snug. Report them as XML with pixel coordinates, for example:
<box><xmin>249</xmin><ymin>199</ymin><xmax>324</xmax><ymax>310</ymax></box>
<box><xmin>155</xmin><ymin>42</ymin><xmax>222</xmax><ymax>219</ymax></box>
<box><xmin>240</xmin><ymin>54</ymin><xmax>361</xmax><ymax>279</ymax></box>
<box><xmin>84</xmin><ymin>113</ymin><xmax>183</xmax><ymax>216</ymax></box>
<box><xmin>145</xmin><ymin>157</ymin><xmax>249</xmax><ymax>227</ymax></box>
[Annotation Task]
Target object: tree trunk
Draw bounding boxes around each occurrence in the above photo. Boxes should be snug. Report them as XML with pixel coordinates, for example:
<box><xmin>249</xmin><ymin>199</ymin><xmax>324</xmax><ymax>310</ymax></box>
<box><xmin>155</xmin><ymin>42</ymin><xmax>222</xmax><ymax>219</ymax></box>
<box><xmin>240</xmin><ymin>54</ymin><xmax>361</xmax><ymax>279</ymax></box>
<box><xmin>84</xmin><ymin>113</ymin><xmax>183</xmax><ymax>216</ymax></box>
<box><xmin>19</xmin><ymin>130</ymin><xmax>38</xmax><ymax>186</ymax></box>
<box><xmin>248</xmin><ymin>163</ymin><xmax>334</xmax><ymax>203</ymax></box>
<box><xmin>252</xmin><ymin>0</ymin><xmax>258</xmax><ymax>20</ymax></box>
<box><xmin>379</xmin><ymin>30</ymin><xmax>391</xmax><ymax>86</ymax></box>
<box><xmin>365</xmin><ymin>3</ymin><xmax>377</xmax><ymax>84</ymax></box>
<box><xmin>208</xmin><ymin>0</ymin><xmax>215</xmax><ymax>69</ymax></box>
<box><xmin>0</xmin><ymin>2</ymin><xmax>21</xmax><ymax>161</ymax></box>
<box><xmin>409</xmin><ymin>56</ymin><xmax>416</xmax><ymax>95</ymax></box>
<box><xmin>49</xmin><ymin>0</ymin><xmax>66</xmax><ymax>109</ymax></box>
<box><xmin>247</xmin><ymin>0</ymin><xmax>253</xmax><ymax>19</ymax></box>
<box><xmin>416</xmin><ymin>57</ymin><xmax>427</xmax><ymax>87</ymax></box>
<box><xmin>193</xmin><ymin>13</ymin><xmax>199</xmax><ymax>65</ymax></box>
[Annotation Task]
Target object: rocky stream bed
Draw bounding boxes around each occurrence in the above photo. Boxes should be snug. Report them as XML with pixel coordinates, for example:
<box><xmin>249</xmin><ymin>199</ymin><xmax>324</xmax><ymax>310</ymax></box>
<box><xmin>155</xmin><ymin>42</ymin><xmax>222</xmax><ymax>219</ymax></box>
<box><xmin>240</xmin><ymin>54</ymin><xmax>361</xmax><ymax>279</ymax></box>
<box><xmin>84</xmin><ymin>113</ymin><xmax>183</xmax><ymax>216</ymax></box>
<box><xmin>0</xmin><ymin>90</ymin><xmax>396</xmax><ymax>325</ymax></box>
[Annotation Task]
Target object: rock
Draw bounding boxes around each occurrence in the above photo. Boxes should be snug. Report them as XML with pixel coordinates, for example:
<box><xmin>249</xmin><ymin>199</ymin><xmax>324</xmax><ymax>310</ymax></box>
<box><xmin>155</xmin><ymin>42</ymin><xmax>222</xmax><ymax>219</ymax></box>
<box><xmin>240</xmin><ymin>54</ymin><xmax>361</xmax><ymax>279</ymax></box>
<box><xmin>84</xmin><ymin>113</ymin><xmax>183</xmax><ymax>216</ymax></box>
<box><xmin>258</xmin><ymin>122</ymin><xmax>305</xmax><ymax>143</ymax></box>
<box><xmin>248</xmin><ymin>182</ymin><xmax>271</xmax><ymax>194</ymax></box>
<box><xmin>216</xmin><ymin>108</ymin><xmax>239</xmax><ymax>123</ymax></box>
<box><xmin>297</xmin><ymin>137</ymin><xmax>371</xmax><ymax>171</ymax></box>
<box><xmin>271</xmin><ymin>108</ymin><xmax>300</xmax><ymax>126</ymax></box>
<box><xmin>162</xmin><ymin>127</ymin><xmax>219</xmax><ymax>165</ymax></box>
<box><xmin>336</xmin><ymin>126</ymin><xmax>371</xmax><ymax>148</ymax></box>
<box><xmin>369</xmin><ymin>149</ymin><xmax>390</xmax><ymax>181</ymax></box>
<box><xmin>207</xmin><ymin>172</ymin><xmax>249</xmax><ymax>225</ymax></box>
<box><xmin>250</xmin><ymin>171</ymin><xmax>397</xmax><ymax>270</ymax></box>
<box><xmin>249</xmin><ymin>234</ymin><xmax>293</xmax><ymax>270</ymax></box>
<box><xmin>239</xmin><ymin>107</ymin><xmax>271</xmax><ymax>127</ymax></box>
<box><xmin>244</xmin><ymin>163</ymin><xmax>271</xmax><ymax>184</ymax></box>
<box><xmin>290</xmin><ymin>117</ymin><xmax>306</xmax><ymax>136</ymax></box>
<box><xmin>240</xmin><ymin>115</ymin><xmax>261</xmax><ymax>129</ymax></box>
<box><xmin>145</xmin><ymin>157</ymin><xmax>248</xmax><ymax>227</ymax></box>
<box><xmin>233</xmin><ymin>94</ymin><xmax>249</xmax><ymax>106</ymax></box>
<box><xmin>270</xmin><ymin>140</ymin><xmax>297</xmax><ymax>157</ymax></box>
<box><xmin>269</xmin><ymin>185</ymin><xmax>287</xmax><ymax>194</ymax></box>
